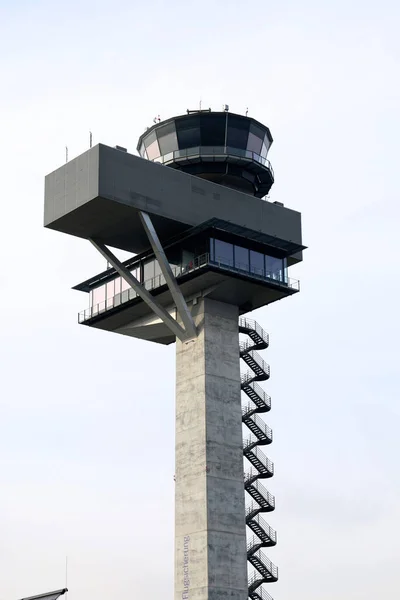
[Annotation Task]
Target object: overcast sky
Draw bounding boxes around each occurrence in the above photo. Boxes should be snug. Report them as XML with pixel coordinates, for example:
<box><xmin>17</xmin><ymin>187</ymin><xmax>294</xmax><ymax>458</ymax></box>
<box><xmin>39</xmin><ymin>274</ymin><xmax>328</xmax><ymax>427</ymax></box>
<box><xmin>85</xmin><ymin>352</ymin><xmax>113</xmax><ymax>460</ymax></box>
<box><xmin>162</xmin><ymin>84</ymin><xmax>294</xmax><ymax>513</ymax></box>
<box><xmin>1</xmin><ymin>1</ymin><xmax>399</xmax><ymax>599</ymax></box>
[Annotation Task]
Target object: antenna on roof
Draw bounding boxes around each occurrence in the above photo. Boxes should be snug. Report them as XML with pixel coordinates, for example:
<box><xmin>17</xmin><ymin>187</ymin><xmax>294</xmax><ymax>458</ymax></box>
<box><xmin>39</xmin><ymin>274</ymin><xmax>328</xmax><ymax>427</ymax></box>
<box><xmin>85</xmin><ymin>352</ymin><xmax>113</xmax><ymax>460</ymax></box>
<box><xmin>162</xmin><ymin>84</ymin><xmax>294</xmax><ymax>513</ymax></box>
<box><xmin>89</xmin><ymin>131</ymin><xmax>92</xmax><ymax>148</ymax></box>
<box><xmin>65</xmin><ymin>146</ymin><xmax>68</xmax><ymax>163</ymax></box>
<box><xmin>246</xmin><ymin>107</ymin><xmax>249</xmax><ymax>117</ymax></box>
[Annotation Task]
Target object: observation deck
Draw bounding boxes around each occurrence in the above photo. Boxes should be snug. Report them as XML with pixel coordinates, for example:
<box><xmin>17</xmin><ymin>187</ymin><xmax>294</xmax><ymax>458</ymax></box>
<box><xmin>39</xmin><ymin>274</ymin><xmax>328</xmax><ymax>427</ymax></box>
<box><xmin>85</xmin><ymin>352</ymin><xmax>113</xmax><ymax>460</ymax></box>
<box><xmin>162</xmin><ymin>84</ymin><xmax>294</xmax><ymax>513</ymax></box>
<box><xmin>137</xmin><ymin>111</ymin><xmax>274</xmax><ymax>197</ymax></box>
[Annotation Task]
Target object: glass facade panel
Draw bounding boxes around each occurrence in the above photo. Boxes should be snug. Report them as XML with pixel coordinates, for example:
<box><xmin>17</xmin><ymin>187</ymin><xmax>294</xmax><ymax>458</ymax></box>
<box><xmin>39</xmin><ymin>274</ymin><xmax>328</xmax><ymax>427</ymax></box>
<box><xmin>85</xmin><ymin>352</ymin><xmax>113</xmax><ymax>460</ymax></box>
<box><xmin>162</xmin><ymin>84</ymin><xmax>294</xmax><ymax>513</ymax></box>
<box><xmin>201</xmin><ymin>145</ymin><xmax>225</xmax><ymax>155</ymax></box>
<box><xmin>250</xmin><ymin>250</ymin><xmax>265</xmax><ymax>277</ymax></box>
<box><xmin>227</xmin><ymin>126</ymin><xmax>249</xmax><ymax>148</ymax></box>
<box><xmin>121</xmin><ymin>277</ymin><xmax>130</xmax><ymax>292</ymax></box>
<box><xmin>261</xmin><ymin>136</ymin><xmax>271</xmax><ymax>158</ymax></box>
<box><xmin>265</xmin><ymin>255</ymin><xmax>283</xmax><ymax>280</ymax></box>
<box><xmin>250</xmin><ymin>123</ymin><xmax>266</xmax><ymax>139</ymax></box>
<box><xmin>146</xmin><ymin>139</ymin><xmax>160</xmax><ymax>160</ymax></box>
<box><xmin>144</xmin><ymin>130</ymin><xmax>157</xmax><ymax>147</ymax></box>
<box><xmin>176</xmin><ymin>115</ymin><xmax>200</xmax><ymax>131</ymax></box>
<box><xmin>214</xmin><ymin>240</ymin><xmax>233</xmax><ymax>266</ymax></box>
<box><xmin>106</xmin><ymin>281</ymin><xmax>114</xmax><ymax>299</ymax></box>
<box><xmin>176</xmin><ymin>126</ymin><xmax>201</xmax><ymax>148</ymax></box>
<box><xmin>158</xmin><ymin>130</ymin><xmax>179</xmax><ymax>155</ymax></box>
<box><xmin>260</xmin><ymin>142</ymin><xmax>267</xmax><ymax>158</ymax></box>
<box><xmin>247</xmin><ymin>131</ymin><xmax>263</xmax><ymax>154</ymax></box>
<box><xmin>234</xmin><ymin>246</ymin><xmax>249</xmax><ymax>271</ymax></box>
<box><xmin>114</xmin><ymin>277</ymin><xmax>121</xmax><ymax>295</ymax></box>
<box><xmin>92</xmin><ymin>285</ymin><xmax>105</xmax><ymax>306</ymax></box>
<box><xmin>139</xmin><ymin>143</ymin><xmax>147</xmax><ymax>158</ymax></box>
<box><xmin>263</xmin><ymin>134</ymin><xmax>271</xmax><ymax>153</ymax></box>
<box><xmin>200</xmin><ymin>114</ymin><xmax>226</xmax><ymax>146</ymax></box>
<box><xmin>186</xmin><ymin>146</ymin><xmax>200</xmax><ymax>156</ymax></box>
<box><xmin>156</xmin><ymin>121</ymin><xmax>176</xmax><ymax>137</ymax></box>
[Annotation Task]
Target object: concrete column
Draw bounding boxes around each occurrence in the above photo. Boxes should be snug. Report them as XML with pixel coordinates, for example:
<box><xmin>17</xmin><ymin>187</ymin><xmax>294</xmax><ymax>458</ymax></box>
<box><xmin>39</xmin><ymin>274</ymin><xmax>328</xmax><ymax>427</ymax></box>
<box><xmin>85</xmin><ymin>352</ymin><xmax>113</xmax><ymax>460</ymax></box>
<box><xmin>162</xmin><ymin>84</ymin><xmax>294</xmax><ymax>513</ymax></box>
<box><xmin>175</xmin><ymin>298</ymin><xmax>247</xmax><ymax>600</ymax></box>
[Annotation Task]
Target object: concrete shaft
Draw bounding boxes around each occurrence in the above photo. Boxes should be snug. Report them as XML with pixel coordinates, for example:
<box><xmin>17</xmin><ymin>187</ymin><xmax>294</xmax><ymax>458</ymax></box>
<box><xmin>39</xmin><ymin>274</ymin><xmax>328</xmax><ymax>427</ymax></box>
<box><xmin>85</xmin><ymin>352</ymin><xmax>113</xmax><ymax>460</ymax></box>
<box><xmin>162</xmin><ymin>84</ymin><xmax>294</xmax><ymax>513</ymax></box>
<box><xmin>175</xmin><ymin>298</ymin><xmax>247</xmax><ymax>600</ymax></box>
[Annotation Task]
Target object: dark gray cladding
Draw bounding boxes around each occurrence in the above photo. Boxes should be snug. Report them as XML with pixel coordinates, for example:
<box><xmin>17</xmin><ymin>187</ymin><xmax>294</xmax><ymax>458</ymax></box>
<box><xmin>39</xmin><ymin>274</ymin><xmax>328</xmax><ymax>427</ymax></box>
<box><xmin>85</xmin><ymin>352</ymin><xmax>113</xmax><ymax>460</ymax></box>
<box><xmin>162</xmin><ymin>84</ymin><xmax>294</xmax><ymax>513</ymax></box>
<box><xmin>44</xmin><ymin>144</ymin><xmax>302</xmax><ymax>260</ymax></box>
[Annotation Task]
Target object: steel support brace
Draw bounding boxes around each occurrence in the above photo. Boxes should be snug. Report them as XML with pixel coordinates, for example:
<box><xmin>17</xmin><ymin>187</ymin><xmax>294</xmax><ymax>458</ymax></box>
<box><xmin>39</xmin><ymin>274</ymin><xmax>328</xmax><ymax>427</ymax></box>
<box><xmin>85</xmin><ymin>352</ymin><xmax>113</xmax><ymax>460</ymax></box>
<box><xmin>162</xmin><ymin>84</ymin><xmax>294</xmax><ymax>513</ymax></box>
<box><xmin>139</xmin><ymin>211</ymin><xmax>197</xmax><ymax>339</ymax></box>
<box><xmin>89</xmin><ymin>239</ymin><xmax>187</xmax><ymax>341</ymax></box>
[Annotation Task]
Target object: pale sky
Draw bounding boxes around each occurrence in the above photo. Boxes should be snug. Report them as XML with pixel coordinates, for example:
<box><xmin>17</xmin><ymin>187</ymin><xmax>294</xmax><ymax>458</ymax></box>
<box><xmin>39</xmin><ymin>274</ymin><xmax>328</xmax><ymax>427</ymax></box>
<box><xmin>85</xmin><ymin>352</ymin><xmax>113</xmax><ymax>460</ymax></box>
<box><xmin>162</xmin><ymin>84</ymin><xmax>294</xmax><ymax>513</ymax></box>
<box><xmin>1</xmin><ymin>1</ymin><xmax>400</xmax><ymax>599</ymax></box>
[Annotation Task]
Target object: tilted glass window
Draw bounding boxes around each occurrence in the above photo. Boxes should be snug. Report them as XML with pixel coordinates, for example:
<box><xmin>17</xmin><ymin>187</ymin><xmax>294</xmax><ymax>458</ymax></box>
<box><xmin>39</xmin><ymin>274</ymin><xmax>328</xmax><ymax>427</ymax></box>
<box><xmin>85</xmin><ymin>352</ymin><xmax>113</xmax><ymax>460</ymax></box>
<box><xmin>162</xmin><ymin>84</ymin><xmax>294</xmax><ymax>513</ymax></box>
<box><xmin>157</xmin><ymin>121</ymin><xmax>178</xmax><ymax>155</ymax></box>
<box><xmin>121</xmin><ymin>277</ymin><xmax>130</xmax><ymax>292</ymax></box>
<box><xmin>176</xmin><ymin>116</ymin><xmax>201</xmax><ymax>148</ymax></box>
<box><xmin>176</xmin><ymin>127</ymin><xmax>201</xmax><ymax>148</ymax></box>
<box><xmin>92</xmin><ymin>284</ymin><xmax>105</xmax><ymax>306</ymax></box>
<box><xmin>247</xmin><ymin>132</ymin><xmax>263</xmax><ymax>154</ymax></box>
<box><xmin>200</xmin><ymin>114</ymin><xmax>226</xmax><ymax>146</ymax></box>
<box><xmin>265</xmin><ymin>255</ymin><xmax>284</xmax><ymax>280</ymax></box>
<box><xmin>139</xmin><ymin>143</ymin><xmax>147</xmax><ymax>158</ymax></box>
<box><xmin>250</xmin><ymin>250</ymin><xmax>265</xmax><ymax>276</ymax></box>
<box><xmin>227</xmin><ymin>126</ymin><xmax>249</xmax><ymax>148</ymax></box>
<box><xmin>146</xmin><ymin>139</ymin><xmax>161</xmax><ymax>160</ymax></box>
<box><xmin>114</xmin><ymin>277</ymin><xmax>121</xmax><ymax>295</ymax></box>
<box><xmin>158</xmin><ymin>130</ymin><xmax>178</xmax><ymax>155</ymax></box>
<box><xmin>234</xmin><ymin>245</ymin><xmax>249</xmax><ymax>271</ymax></box>
<box><xmin>227</xmin><ymin>115</ymin><xmax>250</xmax><ymax>148</ymax></box>
<box><xmin>214</xmin><ymin>239</ymin><xmax>234</xmax><ymax>266</ymax></box>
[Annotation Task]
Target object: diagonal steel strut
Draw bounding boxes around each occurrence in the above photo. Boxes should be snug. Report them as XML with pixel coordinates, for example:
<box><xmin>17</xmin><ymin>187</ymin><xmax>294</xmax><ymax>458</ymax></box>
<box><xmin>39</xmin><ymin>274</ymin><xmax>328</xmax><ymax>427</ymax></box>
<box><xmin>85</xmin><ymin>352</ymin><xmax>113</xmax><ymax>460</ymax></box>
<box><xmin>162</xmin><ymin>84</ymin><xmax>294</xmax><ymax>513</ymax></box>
<box><xmin>138</xmin><ymin>211</ymin><xmax>197</xmax><ymax>339</ymax></box>
<box><xmin>89</xmin><ymin>239</ymin><xmax>187</xmax><ymax>341</ymax></box>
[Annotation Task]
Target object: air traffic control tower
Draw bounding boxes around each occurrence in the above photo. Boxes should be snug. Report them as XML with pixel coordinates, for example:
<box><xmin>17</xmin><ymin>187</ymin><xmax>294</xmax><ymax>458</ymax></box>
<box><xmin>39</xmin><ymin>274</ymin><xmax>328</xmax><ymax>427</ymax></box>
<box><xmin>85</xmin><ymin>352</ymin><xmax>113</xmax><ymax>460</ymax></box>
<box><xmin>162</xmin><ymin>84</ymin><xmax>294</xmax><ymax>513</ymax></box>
<box><xmin>44</xmin><ymin>109</ymin><xmax>304</xmax><ymax>600</ymax></box>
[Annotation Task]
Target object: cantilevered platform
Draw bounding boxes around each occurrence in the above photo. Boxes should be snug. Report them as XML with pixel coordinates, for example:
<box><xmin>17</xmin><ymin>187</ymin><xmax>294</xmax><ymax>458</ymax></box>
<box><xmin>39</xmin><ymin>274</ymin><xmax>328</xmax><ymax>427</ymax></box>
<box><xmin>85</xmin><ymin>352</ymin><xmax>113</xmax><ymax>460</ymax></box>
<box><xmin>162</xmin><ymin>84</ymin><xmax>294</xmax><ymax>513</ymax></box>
<box><xmin>44</xmin><ymin>144</ymin><xmax>303</xmax><ymax>264</ymax></box>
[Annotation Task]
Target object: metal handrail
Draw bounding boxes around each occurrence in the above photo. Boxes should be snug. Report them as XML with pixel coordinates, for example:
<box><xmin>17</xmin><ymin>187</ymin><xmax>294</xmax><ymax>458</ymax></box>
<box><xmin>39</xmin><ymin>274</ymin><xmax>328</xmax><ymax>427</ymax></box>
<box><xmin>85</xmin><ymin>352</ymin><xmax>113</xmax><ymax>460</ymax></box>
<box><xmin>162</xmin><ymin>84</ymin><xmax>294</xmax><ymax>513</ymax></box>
<box><xmin>244</xmin><ymin>445</ymin><xmax>274</xmax><ymax>473</ymax></box>
<box><xmin>241</xmin><ymin>355</ymin><xmax>271</xmax><ymax>383</ymax></box>
<box><xmin>244</xmin><ymin>413</ymin><xmax>273</xmax><ymax>441</ymax></box>
<box><xmin>246</xmin><ymin>350</ymin><xmax>269</xmax><ymax>371</ymax></box>
<box><xmin>78</xmin><ymin>253</ymin><xmax>299</xmax><ymax>323</ymax></box>
<box><xmin>250</xmin><ymin>481</ymin><xmax>275</xmax><ymax>504</ymax></box>
<box><xmin>250</xmin><ymin>585</ymin><xmax>274</xmax><ymax>600</ymax></box>
<box><xmin>247</xmin><ymin>523</ymin><xmax>277</xmax><ymax>549</ymax></box>
<box><xmin>249</xmin><ymin>551</ymin><xmax>279</xmax><ymax>578</ymax></box>
<box><xmin>211</xmin><ymin>256</ymin><xmax>298</xmax><ymax>290</ymax></box>
<box><xmin>246</xmin><ymin>484</ymin><xmax>275</xmax><ymax>511</ymax></box>
<box><xmin>241</xmin><ymin>382</ymin><xmax>272</xmax><ymax>407</ymax></box>
<box><xmin>239</xmin><ymin>317</ymin><xmax>269</xmax><ymax>345</ymax></box>
<box><xmin>250</xmin><ymin>515</ymin><xmax>277</xmax><ymax>541</ymax></box>
<box><xmin>156</xmin><ymin>146</ymin><xmax>274</xmax><ymax>176</ymax></box>
<box><xmin>240</xmin><ymin>338</ymin><xmax>269</xmax><ymax>353</ymax></box>
<box><xmin>248</xmin><ymin>573</ymin><xmax>263</xmax><ymax>587</ymax></box>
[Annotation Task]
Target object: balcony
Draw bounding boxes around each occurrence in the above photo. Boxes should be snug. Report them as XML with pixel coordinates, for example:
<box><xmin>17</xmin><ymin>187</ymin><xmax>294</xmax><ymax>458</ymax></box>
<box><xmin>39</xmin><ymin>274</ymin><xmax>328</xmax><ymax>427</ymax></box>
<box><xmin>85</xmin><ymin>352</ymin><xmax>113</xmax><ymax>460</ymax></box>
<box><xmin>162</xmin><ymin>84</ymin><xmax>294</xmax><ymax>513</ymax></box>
<box><xmin>154</xmin><ymin>145</ymin><xmax>274</xmax><ymax>176</ymax></box>
<box><xmin>78</xmin><ymin>252</ymin><xmax>300</xmax><ymax>324</ymax></box>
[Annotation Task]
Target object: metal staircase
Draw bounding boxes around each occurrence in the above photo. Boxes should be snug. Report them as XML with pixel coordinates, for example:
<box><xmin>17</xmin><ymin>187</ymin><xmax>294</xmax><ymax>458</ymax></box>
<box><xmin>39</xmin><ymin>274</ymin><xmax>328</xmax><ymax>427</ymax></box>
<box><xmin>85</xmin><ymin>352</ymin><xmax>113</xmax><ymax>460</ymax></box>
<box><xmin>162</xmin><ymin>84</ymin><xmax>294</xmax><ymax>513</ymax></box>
<box><xmin>239</xmin><ymin>317</ymin><xmax>278</xmax><ymax>600</ymax></box>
